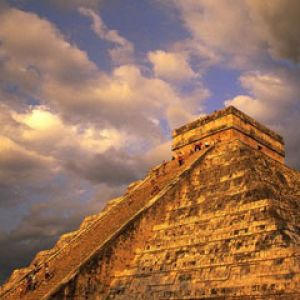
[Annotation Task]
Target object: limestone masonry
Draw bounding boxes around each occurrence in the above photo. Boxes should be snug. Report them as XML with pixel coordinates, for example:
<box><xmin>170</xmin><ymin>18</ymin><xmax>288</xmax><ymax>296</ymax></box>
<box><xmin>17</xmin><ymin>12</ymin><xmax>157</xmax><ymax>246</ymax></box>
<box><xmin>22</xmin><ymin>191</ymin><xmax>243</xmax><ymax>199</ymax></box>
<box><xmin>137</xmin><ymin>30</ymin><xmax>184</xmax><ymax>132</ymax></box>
<box><xmin>1</xmin><ymin>106</ymin><xmax>300</xmax><ymax>299</ymax></box>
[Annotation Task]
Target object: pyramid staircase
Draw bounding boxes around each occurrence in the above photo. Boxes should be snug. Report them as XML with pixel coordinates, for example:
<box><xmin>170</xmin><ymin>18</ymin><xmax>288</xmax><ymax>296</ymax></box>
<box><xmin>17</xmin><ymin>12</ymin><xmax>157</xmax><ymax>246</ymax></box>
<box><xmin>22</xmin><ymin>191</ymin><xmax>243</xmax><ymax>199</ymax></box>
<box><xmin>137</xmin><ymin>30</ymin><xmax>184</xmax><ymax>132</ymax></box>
<box><xmin>0</xmin><ymin>146</ymin><xmax>213</xmax><ymax>300</ymax></box>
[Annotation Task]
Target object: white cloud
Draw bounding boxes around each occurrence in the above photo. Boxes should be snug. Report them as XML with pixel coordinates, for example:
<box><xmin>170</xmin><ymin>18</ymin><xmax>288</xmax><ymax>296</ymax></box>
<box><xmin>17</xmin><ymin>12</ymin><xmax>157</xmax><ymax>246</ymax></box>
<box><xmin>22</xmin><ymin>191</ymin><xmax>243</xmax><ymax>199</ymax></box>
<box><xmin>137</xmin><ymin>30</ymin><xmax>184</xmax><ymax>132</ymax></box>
<box><xmin>0</xmin><ymin>8</ymin><xmax>174</xmax><ymax>142</ymax></box>
<box><xmin>12</xmin><ymin>107</ymin><xmax>124</xmax><ymax>158</ymax></box>
<box><xmin>225</xmin><ymin>70</ymin><xmax>300</xmax><ymax>169</ymax></box>
<box><xmin>166</xmin><ymin>0</ymin><xmax>300</xmax><ymax>65</ymax></box>
<box><xmin>225</xmin><ymin>72</ymin><xmax>298</xmax><ymax>122</ymax></box>
<box><xmin>0</xmin><ymin>7</ymin><xmax>97</xmax><ymax>84</ymax></box>
<box><xmin>78</xmin><ymin>7</ymin><xmax>134</xmax><ymax>65</ymax></box>
<box><xmin>163</xmin><ymin>0</ymin><xmax>260</xmax><ymax>67</ymax></box>
<box><xmin>148</xmin><ymin>50</ymin><xmax>197</xmax><ymax>82</ymax></box>
<box><xmin>225</xmin><ymin>95</ymin><xmax>270</xmax><ymax>121</ymax></box>
<box><xmin>247</xmin><ymin>0</ymin><xmax>300</xmax><ymax>62</ymax></box>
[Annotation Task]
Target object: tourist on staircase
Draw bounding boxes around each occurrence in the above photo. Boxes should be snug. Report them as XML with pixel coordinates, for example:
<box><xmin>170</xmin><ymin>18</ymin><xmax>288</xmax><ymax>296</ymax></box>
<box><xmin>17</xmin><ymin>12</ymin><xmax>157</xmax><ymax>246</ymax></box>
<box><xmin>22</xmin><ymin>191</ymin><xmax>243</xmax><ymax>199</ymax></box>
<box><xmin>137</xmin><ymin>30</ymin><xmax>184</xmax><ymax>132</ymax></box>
<box><xmin>44</xmin><ymin>262</ymin><xmax>54</xmax><ymax>281</ymax></box>
<box><xmin>150</xmin><ymin>179</ymin><xmax>160</xmax><ymax>195</ymax></box>
<box><xmin>161</xmin><ymin>160</ymin><xmax>167</xmax><ymax>175</ymax></box>
<box><xmin>177</xmin><ymin>152</ymin><xmax>185</xmax><ymax>166</ymax></box>
<box><xmin>194</xmin><ymin>141</ymin><xmax>202</xmax><ymax>152</ymax></box>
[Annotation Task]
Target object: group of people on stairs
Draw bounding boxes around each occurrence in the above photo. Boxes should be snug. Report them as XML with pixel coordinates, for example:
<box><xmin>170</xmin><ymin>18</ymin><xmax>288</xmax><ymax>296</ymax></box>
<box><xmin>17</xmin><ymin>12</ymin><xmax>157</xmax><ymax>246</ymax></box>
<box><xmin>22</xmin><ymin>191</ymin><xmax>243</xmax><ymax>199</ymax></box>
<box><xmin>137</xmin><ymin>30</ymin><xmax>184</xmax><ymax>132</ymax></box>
<box><xmin>173</xmin><ymin>140</ymin><xmax>212</xmax><ymax>167</ymax></box>
<box><xmin>21</xmin><ymin>262</ymin><xmax>53</xmax><ymax>296</ymax></box>
<box><xmin>150</xmin><ymin>139</ymin><xmax>212</xmax><ymax>196</ymax></box>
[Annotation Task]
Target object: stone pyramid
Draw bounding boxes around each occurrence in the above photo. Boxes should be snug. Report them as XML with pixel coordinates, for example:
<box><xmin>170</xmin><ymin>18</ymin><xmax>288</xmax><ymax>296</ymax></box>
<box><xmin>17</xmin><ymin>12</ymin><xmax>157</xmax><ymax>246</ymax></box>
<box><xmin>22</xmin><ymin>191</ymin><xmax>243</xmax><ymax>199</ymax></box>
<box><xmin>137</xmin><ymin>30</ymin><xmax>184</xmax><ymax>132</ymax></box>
<box><xmin>1</xmin><ymin>106</ymin><xmax>300</xmax><ymax>299</ymax></box>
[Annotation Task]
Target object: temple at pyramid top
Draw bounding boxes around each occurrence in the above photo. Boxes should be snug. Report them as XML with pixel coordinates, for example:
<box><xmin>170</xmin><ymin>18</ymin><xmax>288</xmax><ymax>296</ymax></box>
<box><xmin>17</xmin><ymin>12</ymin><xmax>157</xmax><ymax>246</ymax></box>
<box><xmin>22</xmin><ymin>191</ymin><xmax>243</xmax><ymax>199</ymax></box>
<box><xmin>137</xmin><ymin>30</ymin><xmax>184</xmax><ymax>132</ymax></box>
<box><xmin>172</xmin><ymin>105</ymin><xmax>285</xmax><ymax>163</ymax></box>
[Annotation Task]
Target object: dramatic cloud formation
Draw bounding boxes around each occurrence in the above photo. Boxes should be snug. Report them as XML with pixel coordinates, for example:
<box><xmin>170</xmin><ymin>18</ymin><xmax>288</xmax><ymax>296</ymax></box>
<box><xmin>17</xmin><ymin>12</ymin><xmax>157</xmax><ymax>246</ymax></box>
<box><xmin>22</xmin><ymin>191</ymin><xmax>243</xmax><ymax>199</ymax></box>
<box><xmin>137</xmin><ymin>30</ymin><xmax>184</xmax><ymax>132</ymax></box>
<box><xmin>248</xmin><ymin>0</ymin><xmax>300</xmax><ymax>62</ymax></box>
<box><xmin>166</xmin><ymin>0</ymin><xmax>300</xmax><ymax>66</ymax></box>
<box><xmin>0</xmin><ymin>7</ymin><xmax>204</xmax><ymax>140</ymax></box>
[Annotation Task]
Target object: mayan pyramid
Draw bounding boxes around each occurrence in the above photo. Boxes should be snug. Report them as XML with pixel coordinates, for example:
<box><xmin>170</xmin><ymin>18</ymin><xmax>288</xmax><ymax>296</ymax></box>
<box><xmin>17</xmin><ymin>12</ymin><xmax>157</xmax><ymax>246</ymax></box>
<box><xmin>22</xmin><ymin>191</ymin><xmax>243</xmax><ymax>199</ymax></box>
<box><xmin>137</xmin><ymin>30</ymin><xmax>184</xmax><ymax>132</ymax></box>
<box><xmin>1</xmin><ymin>106</ymin><xmax>300</xmax><ymax>299</ymax></box>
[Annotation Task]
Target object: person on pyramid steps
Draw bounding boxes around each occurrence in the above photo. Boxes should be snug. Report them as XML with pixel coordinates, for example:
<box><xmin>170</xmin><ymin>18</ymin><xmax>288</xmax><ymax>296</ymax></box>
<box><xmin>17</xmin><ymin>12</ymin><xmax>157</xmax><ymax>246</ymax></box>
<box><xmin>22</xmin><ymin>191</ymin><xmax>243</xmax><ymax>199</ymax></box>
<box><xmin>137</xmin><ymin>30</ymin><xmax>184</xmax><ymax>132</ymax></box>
<box><xmin>44</xmin><ymin>262</ymin><xmax>54</xmax><ymax>281</ymax></box>
<box><xmin>26</xmin><ymin>272</ymin><xmax>37</xmax><ymax>291</ymax></box>
<box><xmin>150</xmin><ymin>179</ymin><xmax>160</xmax><ymax>195</ymax></box>
<box><xmin>194</xmin><ymin>141</ymin><xmax>202</xmax><ymax>152</ymax></box>
<box><xmin>161</xmin><ymin>160</ymin><xmax>167</xmax><ymax>175</ymax></box>
<box><xmin>177</xmin><ymin>152</ymin><xmax>185</xmax><ymax>166</ymax></box>
<box><xmin>32</xmin><ymin>272</ymin><xmax>37</xmax><ymax>290</ymax></box>
<box><xmin>205</xmin><ymin>141</ymin><xmax>210</xmax><ymax>148</ymax></box>
<box><xmin>155</xmin><ymin>167</ymin><xmax>160</xmax><ymax>177</ymax></box>
<box><xmin>24</xmin><ymin>273</ymin><xmax>32</xmax><ymax>294</ymax></box>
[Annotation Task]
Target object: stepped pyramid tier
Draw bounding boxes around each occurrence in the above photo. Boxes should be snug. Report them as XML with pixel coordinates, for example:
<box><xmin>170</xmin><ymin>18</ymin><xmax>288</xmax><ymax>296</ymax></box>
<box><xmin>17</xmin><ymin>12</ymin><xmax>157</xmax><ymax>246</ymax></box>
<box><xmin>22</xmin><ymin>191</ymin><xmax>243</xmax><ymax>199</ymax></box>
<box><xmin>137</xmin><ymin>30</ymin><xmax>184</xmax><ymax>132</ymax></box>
<box><xmin>1</xmin><ymin>106</ymin><xmax>300</xmax><ymax>299</ymax></box>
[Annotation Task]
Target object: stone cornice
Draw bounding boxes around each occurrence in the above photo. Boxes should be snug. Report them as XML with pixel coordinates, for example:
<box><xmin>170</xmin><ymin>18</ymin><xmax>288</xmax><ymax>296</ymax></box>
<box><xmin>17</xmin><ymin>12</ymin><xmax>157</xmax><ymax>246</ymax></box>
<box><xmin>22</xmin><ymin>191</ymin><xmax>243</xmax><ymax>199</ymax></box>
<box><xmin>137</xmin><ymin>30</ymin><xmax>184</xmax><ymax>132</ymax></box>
<box><xmin>172</xmin><ymin>106</ymin><xmax>284</xmax><ymax>144</ymax></box>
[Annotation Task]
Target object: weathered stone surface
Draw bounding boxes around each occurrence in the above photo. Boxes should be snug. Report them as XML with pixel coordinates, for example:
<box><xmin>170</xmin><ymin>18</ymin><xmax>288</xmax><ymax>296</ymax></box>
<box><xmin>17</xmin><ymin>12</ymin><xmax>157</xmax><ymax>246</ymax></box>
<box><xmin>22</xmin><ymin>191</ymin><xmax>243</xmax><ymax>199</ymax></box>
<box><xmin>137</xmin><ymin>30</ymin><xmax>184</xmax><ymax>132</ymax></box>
<box><xmin>1</xmin><ymin>107</ymin><xmax>299</xmax><ymax>300</ymax></box>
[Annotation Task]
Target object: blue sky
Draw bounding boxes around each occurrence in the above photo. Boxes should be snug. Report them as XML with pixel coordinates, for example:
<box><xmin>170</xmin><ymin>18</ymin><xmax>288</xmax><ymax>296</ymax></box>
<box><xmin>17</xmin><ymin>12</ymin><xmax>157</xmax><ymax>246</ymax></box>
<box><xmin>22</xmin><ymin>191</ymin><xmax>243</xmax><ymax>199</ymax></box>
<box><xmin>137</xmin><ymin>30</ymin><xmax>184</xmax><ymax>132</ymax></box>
<box><xmin>1</xmin><ymin>0</ymin><xmax>300</xmax><ymax>284</ymax></box>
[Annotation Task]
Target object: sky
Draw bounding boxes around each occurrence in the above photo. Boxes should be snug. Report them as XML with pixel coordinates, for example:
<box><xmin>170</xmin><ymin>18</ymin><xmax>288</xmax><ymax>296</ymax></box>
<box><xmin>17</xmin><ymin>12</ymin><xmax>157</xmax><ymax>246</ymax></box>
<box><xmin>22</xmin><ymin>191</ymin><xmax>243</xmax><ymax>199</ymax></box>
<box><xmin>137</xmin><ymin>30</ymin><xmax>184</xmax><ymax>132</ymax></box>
<box><xmin>1</xmin><ymin>0</ymin><xmax>300</xmax><ymax>284</ymax></box>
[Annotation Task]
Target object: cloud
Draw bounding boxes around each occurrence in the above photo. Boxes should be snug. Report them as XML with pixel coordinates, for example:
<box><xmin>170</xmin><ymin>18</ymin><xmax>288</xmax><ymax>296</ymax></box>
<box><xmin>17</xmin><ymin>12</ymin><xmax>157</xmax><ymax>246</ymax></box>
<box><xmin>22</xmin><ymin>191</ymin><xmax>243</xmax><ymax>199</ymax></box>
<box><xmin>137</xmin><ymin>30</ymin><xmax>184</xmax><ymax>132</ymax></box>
<box><xmin>165</xmin><ymin>0</ymin><xmax>300</xmax><ymax>66</ymax></box>
<box><xmin>0</xmin><ymin>182</ymin><xmax>118</xmax><ymax>284</ymax></box>
<box><xmin>163</xmin><ymin>0</ymin><xmax>260</xmax><ymax>67</ymax></box>
<box><xmin>225</xmin><ymin>70</ymin><xmax>300</xmax><ymax>168</ymax></box>
<box><xmin>0</xmin><ymin>6</ymin><xmax>209</xmax><ymax>142</ymax></box>
<box><xmin>0</xmin><ymin>136</ymin><xmax>53</xmax><ymax>181</ymax></box>
<box><xmin>78</xmin><ymin>7</ymin><xmax>134</xmax><ymax>65</ymax></box>
<box><xmin>66</xmin><ymin>149</ymin><xmax>141</xmax><ymax>186</ymax></box>
<box><xmin>0</xmin><ymin>104</ymin><xmax>129</xmax><ymax>206</ymax></box>
<box><xmin>225</xmin><ymin>95</ymin><xmax>268</xmax><ymax>121</ymax></box>
<box><xmin>0</xmin><ymin>7</ymin><xmax>202</xmax><ymax>140</ymax></box>
<box><xmin>0</xmin><ymin>5</ymin><xmax>207</xmax><ymax>199</ymax></box>
<box><xmin>0</xmin><ymin>6</ymin><xmax>97</xmax><ymax>114</ymax></box>
<box><xmin>42</xmin><ymin>63</ymin><xmax>205</xmax><ymax>141</ymax></box>
<box><xmin>11</xmin><ymin>107</ymin><xmax>124</xmax><ymax>159</ymax></box>
<box><xmin>225</xmin><ymin>72</ymin><xmax>299</xmax><ymax>122</ymax></box>
<box><xmin>65</xmin><ymin>140</ymin><xmax>175</xmax><ymax>187</ymax></box>
<box><xmin>247</xmin><ymin>0</ymin><xmax>300</xmax><ymax>62</ymax></box>
<box><xmin>0</xmin><ymin>8</ymin><xmax>97</xmax><ymax>83</ymax></box>
<box><xmin>148</xmin><ymin>50</ymin><xmax>197</xmax><ymax>82</ymax></box>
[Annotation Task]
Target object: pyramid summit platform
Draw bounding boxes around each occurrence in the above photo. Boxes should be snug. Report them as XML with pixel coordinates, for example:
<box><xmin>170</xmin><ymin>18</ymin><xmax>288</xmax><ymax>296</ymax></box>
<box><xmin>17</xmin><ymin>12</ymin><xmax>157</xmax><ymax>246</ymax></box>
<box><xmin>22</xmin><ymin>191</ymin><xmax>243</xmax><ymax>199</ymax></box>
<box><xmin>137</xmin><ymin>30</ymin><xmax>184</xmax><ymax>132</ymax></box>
<box><xmin>1</xmin><ymin>106</ymin><xmax>300</xmax><ymax>299</ymax></box>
